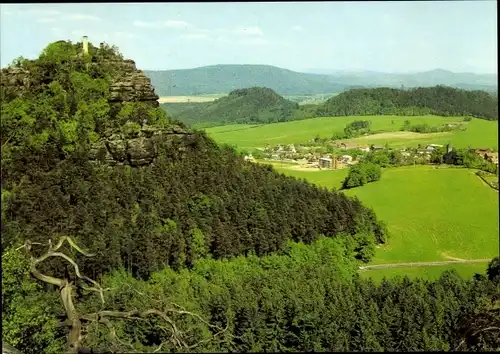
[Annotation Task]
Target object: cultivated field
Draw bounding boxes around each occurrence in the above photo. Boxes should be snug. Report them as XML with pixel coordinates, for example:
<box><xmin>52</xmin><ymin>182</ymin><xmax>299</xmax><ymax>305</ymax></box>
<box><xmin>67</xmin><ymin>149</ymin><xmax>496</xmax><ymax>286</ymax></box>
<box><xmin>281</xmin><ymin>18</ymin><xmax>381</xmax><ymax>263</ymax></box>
<box><xmin>158</xmin><ymin>94</ymin><xmax>226</xmax><ymax>103</ymax></box>
<box><xmin>205</xmin><ymin>115</ymin><xmax>498</xmax><ymax>151</ymax></box>
<box><xmin>272</xmin><ymin>165</ymin><xmax>499</xmax><ymax>279</ymax></box>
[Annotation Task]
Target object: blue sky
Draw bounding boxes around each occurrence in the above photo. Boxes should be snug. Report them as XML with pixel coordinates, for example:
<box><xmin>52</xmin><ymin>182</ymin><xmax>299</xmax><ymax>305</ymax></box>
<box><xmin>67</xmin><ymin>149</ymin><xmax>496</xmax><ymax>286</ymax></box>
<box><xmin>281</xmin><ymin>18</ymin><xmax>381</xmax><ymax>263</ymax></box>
<box><xmin>0</xmin><ymin>2</ymin><xmax>497</xmax><ymax>73</ymax></box>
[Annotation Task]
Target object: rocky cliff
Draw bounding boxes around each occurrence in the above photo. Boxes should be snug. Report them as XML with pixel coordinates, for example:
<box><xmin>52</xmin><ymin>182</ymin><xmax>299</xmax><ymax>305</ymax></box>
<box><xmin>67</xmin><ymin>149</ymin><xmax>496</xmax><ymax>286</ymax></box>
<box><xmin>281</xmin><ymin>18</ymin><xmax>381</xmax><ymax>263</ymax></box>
<box><xmin>2</xmin><ymin>55</ymin><xmax>196</xmax><ymax>167</ymax></box>
<box><xmin>89</xmin><ymin>123</ymin><xmax>196</xmax><ymax>167</ymax></box>
<box><xmin>105</xmin><ymin>59</ymin><xmax>160</xmax><ymax>107</ymax></box>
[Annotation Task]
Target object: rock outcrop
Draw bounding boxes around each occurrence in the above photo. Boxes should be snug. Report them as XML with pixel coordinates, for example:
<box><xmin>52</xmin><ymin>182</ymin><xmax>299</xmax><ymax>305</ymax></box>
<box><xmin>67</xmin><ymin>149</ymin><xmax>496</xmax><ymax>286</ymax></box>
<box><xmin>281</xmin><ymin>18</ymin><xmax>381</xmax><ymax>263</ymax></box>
<box><xmin>106</xmin><ymin>59</ymin><xmax>160</xmax><ymax>107</ymax></box>
<box><xmin>1</xmin><ymin>51</ymin><xmax>194</xmax><ymax>168</ymax></box>
<box><xmin>1</xmin><ymin>58</ymin><xmax>159</xmax><ymax>108</ymax></box>
<box><xmin>89</xmin><ymin>123</ymin><xmax>194</xmax><ymax>167</ymax></box>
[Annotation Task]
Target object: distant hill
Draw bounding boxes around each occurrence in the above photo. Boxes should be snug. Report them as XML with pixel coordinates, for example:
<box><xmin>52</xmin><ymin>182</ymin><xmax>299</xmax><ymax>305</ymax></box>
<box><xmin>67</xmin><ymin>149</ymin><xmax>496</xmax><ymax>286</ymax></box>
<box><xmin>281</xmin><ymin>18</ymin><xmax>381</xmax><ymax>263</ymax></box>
<box><xmin>163</xmin><ymin>87</ymin><xmax>307</xmax><ymax>128</ymax></box>
<box><xmin>316</xmin><ymin>86</ymin><xmax>498</xmax><ymax>120</ymax></box>
<box><xmin>305</xmin><ymin>68</ymin><xmax>498</xmax><ymax>92</ymax></box>
<box><xmin>145</xmin><ymin>65</ymin><xmax>497</xmax><ymax>96</ymax></box>
<box><xmin>145</xmin><ymin>65</ymin><xmax>358</xmax><ymax>96</ymax></box>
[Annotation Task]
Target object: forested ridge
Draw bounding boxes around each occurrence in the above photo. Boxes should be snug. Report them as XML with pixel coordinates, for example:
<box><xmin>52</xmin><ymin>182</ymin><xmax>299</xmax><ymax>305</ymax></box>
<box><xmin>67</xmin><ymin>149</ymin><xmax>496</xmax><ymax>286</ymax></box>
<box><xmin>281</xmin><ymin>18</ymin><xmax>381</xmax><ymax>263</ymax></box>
<box><xmin>162</xmin><ymin>87</ymin><xmax>306</xmax><ymax>127</ymax></box>
<box><xmin>146</xmin><ymin>64</ymin><xmax>356</xmax><ymax>96</ymax></box>
<box><xmin>315</xmin><ymin>86</ymin><xmax>498</xmax><ymax>120</ymax></box>
<box><xmin>2</xmin><ymin>40</ymin><xmax>499</xmax><ymax>353</ymax></box>
<box><xmin>144</xmin><ymin>65</ymin><xmax>497</xmax><ymax>96</ymax></box>
<box><xmin>165</xmin><ymin>85</ymin><xmax>498</xmax><ymax>129</ymax></box>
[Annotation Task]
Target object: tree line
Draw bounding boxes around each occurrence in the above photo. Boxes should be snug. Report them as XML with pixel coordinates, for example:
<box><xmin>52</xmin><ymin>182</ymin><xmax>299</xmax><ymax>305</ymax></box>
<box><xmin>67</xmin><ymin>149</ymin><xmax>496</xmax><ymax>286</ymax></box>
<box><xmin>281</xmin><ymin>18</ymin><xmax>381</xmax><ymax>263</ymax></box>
<box><xmin>315</xmin><ymin>86</ymin><xmax>498</xmax><ymax>120</ymax></box>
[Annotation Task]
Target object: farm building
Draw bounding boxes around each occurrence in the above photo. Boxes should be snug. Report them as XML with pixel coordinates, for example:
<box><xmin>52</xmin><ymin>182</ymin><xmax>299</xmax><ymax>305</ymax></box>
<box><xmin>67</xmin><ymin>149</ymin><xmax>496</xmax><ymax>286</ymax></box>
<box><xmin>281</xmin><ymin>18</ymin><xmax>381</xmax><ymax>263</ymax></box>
<box><xmin>319</xmin><ymin>157</ymin><xmax>332</xmax><ymax>169</ymax></box>
<box><xmin>486</xmin><ymin>153</ymin><xmax>498</xmax><ymax>165</ymax></box>
<box><xmin>341</xmin><ymin>155</ymin><xmax>353</xmax><ymax>163</ymax></box>
<box><xmin>358</xmin><ymin>145</ymin><xmax>370</xmax><ymax>152</ymax></box>
<box><xmin>426</xmin><ymin>144</ymin><xmax>443</xmax><ymax>152</ymax></box>
<box><xmin>371</xmin><ymin>145</ymin><xmax>384</xmax><ymax>151</ymax></box>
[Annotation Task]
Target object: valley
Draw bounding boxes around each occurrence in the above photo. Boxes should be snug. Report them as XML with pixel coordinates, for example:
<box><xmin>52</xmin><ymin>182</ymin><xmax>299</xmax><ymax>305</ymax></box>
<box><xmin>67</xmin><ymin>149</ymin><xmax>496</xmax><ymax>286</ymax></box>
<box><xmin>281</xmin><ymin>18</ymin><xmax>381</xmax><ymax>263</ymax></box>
<box><xmin>1</xmin><ymin>2</ymin><xmax>499</xmax><ymax>350</ymax></box>
<box><xmin>205</xmin><ymin>115</ymin><xmax>498</xmax><ymax>151</ymax></box>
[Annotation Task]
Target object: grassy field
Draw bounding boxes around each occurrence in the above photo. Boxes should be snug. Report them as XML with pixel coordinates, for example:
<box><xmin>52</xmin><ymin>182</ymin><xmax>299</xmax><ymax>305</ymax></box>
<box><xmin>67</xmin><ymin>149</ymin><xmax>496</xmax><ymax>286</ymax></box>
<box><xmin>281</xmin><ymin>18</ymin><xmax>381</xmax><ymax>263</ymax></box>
<box><xmin>158</xmin><ymin>94</ymin><xmax>226</xmax><ymax>103</ymax></box>
<box><xmin>274</xmin><ymin>166</ymin><xmax>348</xmax><ymax>190</ymax></box>
<box><xmin>359</xmin><ymin>263</ymin><xmax>489</xmax><ymax>283</ymax></box>
<box><xmin>271</xmin><ymin>165</ymin><xmax>498</xmax><ymax>279</ymax></box>
<box><xmin>205</xmin><ymin>115</ymin><xmax>498</xmax><ymax>151</ymax></box>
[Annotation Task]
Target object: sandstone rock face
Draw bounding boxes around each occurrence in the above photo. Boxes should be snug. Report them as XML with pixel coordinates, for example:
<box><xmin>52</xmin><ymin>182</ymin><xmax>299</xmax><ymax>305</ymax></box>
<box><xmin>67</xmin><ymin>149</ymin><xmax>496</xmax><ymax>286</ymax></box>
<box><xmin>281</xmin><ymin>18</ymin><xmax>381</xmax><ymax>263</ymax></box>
<box><xmin>128</xmin><ymin>137</ymin><xmax>155</xmax><ymax>166</ymax></box>
<box><xmin>89</xmin><ymin>123</ymin><xmax>194</xmax><ymax>167</ymax></box>
<box><xmin>0</xmin><ymin>67</ymin><xmax>32</xmax><ymax>95</ymax></box>
<box><xmin>107</xmin><ymin>59</ymin><xmax>159</xmax><ymax>107</ymax></box>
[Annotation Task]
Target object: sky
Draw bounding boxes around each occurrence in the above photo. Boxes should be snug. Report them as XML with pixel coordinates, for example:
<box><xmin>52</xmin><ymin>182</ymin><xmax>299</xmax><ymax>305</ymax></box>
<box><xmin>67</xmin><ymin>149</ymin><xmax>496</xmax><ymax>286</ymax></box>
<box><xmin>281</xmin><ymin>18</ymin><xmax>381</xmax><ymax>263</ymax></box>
<box><xmin>0</xmin><ymin>2</ymin><xmax>497</xmax><ymax>74</ymax></box>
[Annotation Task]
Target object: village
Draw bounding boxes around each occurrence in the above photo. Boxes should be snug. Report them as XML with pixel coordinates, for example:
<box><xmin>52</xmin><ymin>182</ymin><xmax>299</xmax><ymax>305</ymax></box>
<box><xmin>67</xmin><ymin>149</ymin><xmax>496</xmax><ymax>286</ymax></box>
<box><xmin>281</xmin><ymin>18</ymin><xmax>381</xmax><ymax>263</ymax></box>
<box><xmin>245</xmin><ymin>141</ymin><xmax>499</xmax><ymax>171</ymax></box>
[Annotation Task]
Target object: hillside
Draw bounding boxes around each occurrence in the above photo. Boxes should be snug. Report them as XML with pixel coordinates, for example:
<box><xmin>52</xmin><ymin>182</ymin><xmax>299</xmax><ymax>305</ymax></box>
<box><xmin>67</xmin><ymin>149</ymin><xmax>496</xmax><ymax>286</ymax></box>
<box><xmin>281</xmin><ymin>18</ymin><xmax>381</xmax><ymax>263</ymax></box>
<box><xmin>1</xmin><ymin>40</ymin><xmax>385</xmax><ymax>285</ymax></box>
<box><xmin>2</xmin><ymin>40</ymin><xmax>500</xmax><ymax>354</ymax></box>
<box><xmin>162</xmin><ymin>87</ymin><xmax>306</xmax><ymax>127</ymax></box>
<box><xmin>145</xmin><ymin>65</ymin><xmax>497</xmax><ymax>96</ymax></box>
<box><xmin>316</xmin><ymin>86</ymin><xmax>498</xmax><ymax>120</ymax></box>
<box><xmin>305</xmin><ymin>68</ymin><xmax>498</xmax><ymax>92</ymax></box>
<box><xmin>145</xmin><ymin>64</ymin><xmax>358</xmax><ymax>96</ymax></box>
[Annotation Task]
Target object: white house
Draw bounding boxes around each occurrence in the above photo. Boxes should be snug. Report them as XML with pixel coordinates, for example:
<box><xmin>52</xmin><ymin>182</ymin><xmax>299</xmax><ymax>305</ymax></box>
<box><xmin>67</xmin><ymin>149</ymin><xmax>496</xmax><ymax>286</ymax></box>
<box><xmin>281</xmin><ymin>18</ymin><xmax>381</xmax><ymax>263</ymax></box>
<box><xmin>426</xmin><ymin>144</ymin><xmax>443</xmax><ymax>152</ymax></box>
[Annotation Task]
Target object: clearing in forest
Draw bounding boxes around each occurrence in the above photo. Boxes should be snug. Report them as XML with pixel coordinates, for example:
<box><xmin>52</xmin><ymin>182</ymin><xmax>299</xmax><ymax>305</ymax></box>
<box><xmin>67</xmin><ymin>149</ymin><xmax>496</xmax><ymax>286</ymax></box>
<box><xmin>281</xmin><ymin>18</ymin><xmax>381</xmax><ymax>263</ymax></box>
<box><xmin>276</xmin><ymin>165</ymin><xmax>499</xmax><ymax>278</ymax></box>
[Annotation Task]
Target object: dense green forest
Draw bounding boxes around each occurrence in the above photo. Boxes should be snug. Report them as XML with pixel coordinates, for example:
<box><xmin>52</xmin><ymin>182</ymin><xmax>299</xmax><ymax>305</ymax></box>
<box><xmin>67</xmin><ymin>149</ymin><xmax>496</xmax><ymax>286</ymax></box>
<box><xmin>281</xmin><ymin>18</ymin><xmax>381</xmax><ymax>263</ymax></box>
<box><xmin>3</xmin><ymin>236</ymin><xmax>500</xmax><ymax>353</ymax></box>
<box><xmin>161</xmin><ymin>87</ymin><xmax>307</xmax><ymax>127</ymax></box>
<box><xmin>144</xmin><ymin>65</ymin><xmax>497</xmax><ymax>96</ymax></box>
<box><xmin>2</xmin><ymin>40</ymin><xmax>499</xmax><ymax>353</ymax></box>
<box><xmin>315</xmin><ymin>86</ymin><xmax>498</xmax><ymax>120</ymax></box>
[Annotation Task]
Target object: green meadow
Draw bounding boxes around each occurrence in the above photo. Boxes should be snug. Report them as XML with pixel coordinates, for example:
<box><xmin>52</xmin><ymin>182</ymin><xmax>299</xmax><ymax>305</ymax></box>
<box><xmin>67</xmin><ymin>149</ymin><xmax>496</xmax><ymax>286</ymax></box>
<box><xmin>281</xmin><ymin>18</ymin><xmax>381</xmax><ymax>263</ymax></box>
<box><xmin>205</xmin><ymin>115</ymin><xmax>498</xmax><ymax>151</ymax></box>
<box><xmin>359</xmin><ymin>263</ymin><xmax>489</xmax><ymax>283</ymax></box>
<box><xmin>272</xmin><ymin>165</ymin><xmax>499</xmax><ymax>278</ymax></box>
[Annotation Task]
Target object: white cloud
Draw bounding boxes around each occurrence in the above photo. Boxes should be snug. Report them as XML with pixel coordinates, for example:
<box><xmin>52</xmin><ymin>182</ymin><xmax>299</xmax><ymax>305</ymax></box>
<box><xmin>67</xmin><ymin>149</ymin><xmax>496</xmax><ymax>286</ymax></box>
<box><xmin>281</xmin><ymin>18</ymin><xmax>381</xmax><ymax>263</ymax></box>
<box><xmin>67</xmin><ymin>14</ymin><xmax>101</xmax><ymax>21</ymax></box>
<box><xmin>292</xmin><ymin>25</ymin><xmax>303</xmax><ymax>32</ymax></box>
<box><xmin>233</xmin><ymin>26</ymin><xmax>263</xmax><ymax>36</ymax></box>
<box><xmin>240</xmin><ymin>37</ymin><xmax>269</xmax><ymax>46</ymax></box>
<box><xmin>113</xmin><ymin>31</ymin><xmax>139</xmax><ymax>39</ymax></box>
<box><xmin>164</xmin><ymin>20</ymin><xmax>191</xmax><ymax>29</ymax></box>
<box><xmin>133</xmin><ymin>20</ymin><xmax>162</xmax><ymax>28</ymax></box>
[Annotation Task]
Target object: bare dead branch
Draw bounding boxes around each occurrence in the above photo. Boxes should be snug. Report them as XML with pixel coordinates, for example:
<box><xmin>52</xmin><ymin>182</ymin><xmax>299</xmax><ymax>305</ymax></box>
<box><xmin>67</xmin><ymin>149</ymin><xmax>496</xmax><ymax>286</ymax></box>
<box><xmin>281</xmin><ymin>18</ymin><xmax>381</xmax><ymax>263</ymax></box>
<box><xmin>17</xmin><ymin>236</ymin><xmax>231</xmax><ymax>353</ymax></box>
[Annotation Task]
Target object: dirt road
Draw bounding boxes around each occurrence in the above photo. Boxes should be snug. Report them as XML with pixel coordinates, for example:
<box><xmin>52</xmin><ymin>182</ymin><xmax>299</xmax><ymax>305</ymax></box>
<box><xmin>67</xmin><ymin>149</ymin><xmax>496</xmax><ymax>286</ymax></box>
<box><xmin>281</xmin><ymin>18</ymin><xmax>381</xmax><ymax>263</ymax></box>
<box><xmin>359</xmin><ymin>259</ymin><xmax>491</xmax><ymax>270</ymax></box>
